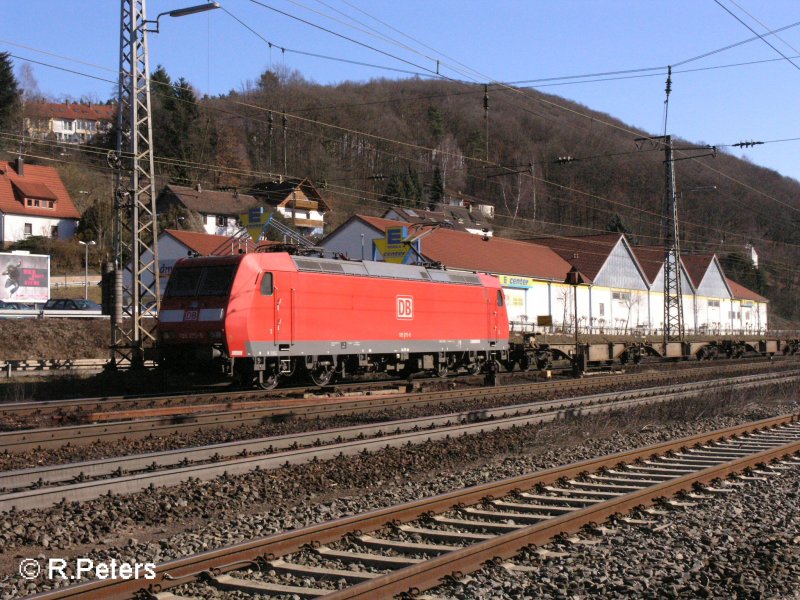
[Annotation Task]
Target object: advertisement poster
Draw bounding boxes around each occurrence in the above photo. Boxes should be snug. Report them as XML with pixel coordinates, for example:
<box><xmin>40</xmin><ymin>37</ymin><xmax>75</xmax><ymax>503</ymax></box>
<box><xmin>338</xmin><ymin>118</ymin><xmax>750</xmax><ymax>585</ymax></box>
<box><xmin>0</xmin><ymin>252</ymin><xmax>50</xmax><ymax>303</ymax></box>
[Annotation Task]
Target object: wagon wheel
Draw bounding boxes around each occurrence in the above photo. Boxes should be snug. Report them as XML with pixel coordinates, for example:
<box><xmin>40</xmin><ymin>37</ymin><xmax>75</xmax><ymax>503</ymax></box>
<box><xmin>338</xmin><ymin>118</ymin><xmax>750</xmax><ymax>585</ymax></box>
<box><xmin>256</xmin><ymin>368</ymin><xmax>280</xmax><ymax>390</ymax></box>
<box><xmin>309</xmin><ymin>363</ymin><xmax>335</xmax><ymax>386</ymax></box>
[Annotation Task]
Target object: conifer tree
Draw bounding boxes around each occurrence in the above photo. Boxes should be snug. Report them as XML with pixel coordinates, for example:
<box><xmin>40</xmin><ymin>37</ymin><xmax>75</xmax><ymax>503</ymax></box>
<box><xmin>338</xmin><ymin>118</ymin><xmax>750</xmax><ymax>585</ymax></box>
<box><xmin>0</xmin><ymin>53</ymin><xmax>21</xmax><ymax>138</ymax></box>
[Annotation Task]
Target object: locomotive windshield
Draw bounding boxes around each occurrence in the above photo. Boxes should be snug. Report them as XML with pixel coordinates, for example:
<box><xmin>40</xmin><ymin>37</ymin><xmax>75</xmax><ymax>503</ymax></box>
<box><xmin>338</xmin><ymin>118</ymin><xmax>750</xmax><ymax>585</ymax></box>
<box><xmin>164</xmin><ymin>264</ymin><xmax>238</xmax><ymax>297</ymax></box>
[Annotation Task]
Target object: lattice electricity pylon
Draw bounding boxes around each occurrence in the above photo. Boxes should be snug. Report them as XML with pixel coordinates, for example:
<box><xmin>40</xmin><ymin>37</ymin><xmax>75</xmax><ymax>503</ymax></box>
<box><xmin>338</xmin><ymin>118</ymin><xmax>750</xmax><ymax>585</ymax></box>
<box><xmin>662</xmin><ymin>134</ymin><xmax>684</xmax><ymax>343</ymax></box>
<box><xmin>111</xmin><ymin>0</ymin><xmax>160</xmax><ymax>368</ymax></box>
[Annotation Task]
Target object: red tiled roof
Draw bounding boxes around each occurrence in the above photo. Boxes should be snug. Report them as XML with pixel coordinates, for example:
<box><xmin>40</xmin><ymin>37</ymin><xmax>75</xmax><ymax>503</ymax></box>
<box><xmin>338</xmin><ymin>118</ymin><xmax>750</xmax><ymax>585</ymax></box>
<box><xmin>12</xmin><ymin>180</ymin><xmax>57</xmax><ymax>201</ymax></box>
<box><xmin>680</xmin><ymin>254</ymin><xmax>715</xmax><ymax>288</ymax></box>
<box><xmin>163</xmin><ymin>229</ymin><xmax>279</xmax><ymax>256</ymax></box>
<box><xmin>0</xmin><ymin>161</ymin><xmax>80</xmax><ymax>219</ymax></box>
<box><xmin>630</xmin><ymin>246</ymin><xmax>664</xmax><ymax>283</ymax></box>
<box><xmin>358</xmin><ymin>215</ymin><xmax>573</xmax><ymax>281</ymax></box>
<box><xmin>525</xmin><ymin>233</ymin><xmax>624</xmax><ymax>280</ymax></box>
<box><xmin>25</xmin><ymin>101</ymin><xmax>115</xmax><ymax>122</ymax></box>
<box><xmin>726</xmin><ymin>277</ymin><xmax>768</xmax><ymax>302</ymax></box>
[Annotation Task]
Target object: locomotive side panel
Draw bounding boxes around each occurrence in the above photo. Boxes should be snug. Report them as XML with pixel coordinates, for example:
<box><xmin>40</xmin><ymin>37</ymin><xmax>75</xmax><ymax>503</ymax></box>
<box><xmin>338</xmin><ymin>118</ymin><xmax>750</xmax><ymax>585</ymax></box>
<box><xmin>263</xmin><ymin>270</ymin><xmax>507</xmax><ymax>356</ymax></box>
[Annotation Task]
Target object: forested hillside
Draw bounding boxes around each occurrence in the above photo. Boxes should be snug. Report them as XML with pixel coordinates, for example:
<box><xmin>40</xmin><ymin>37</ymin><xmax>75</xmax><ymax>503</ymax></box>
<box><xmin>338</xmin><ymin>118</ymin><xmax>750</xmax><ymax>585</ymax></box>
<box><xmin>23</xmin><ymin>66</ymin><xmax>800</xmax><ymax>321</ymax></box>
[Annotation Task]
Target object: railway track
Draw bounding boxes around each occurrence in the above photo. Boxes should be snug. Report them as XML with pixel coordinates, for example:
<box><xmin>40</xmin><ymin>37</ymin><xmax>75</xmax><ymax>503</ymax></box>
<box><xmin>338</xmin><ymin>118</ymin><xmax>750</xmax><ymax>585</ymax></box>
<box><xmin>0</xmin><ymin>355</ymin><xmax>792</xmax><ymax>425</ymax></box>
<box><xmin>3</xmin><ymin>364</ymin><xmax>797</xmax><ymax>455</ymax></box>
<box><xmin>27</xmin><ymin>414</ymin><xmax>800</xmax><ymax>599</ymax></box>
<box><xmin>2</xmin><ymin>370</ymin><xmax>796</xmax><ymax>512</ymax></box>
<box><xmin>3</xmin><ymin>361</ymin><xmax>798</xmax><ymax>455</ymax></box>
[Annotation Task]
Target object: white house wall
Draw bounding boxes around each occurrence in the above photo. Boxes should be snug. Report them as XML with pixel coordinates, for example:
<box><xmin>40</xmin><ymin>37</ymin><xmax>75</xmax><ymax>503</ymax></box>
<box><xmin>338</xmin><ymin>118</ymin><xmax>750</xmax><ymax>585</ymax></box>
<box><xmin>3</xmin><ymin>213</ymin><xmax>77</xmax><ymax>243</ymax></box>
<box><xmin>321</xmin><ymin>220</ymin><xmax>383</xmax><ymax>261</ymax></box>
<box><xmin>276</xmin><ymin>206</ymin><xmax>325</xmax><ymax>234</ymax></box>
<box><xmin>202</xmin><ymin>214</ymin><xmax>240</xmax><ymax>237</ymax></box>
<box><xmin>124</xmin><ymin>235</ymin><xmax>191</xmax><ymax>298</ymax></box>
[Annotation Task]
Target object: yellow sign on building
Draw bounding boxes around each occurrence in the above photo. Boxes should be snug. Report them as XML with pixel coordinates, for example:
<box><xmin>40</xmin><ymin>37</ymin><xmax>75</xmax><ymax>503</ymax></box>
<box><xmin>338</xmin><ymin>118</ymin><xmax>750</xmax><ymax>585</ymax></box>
<box><xmin>499</xmin><ymin>274</ymin><xmax>535</xmax><ymax>288</ymax></box>
<box><xmin>373</xmin><ymin>226</ymin><xmax>415</xmax><ymax>263</ymax></box>
<box><xmin>240</xmin><ymin>208</ymin><xmax>268</xmax><ymax>241</ymax></box>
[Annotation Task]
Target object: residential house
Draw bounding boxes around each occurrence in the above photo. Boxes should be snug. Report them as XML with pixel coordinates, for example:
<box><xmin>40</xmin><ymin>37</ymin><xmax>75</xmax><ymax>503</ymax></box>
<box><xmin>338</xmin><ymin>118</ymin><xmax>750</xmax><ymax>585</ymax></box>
<box><xmin>156</xmin><ymin>184</ymin><xmax>262</xmax><ymax>236</ymax></box>
<box><xmin>384</xmin><ymin>191</ymin><xmax>495</xmax><ymax>237</ymax></box>
<box><xmin>248</xmin><ymin>178</ymin><xmax>331</xmax><ymax>236</ymax></box>
<box><xmin>24</xmin><ymin>100</ymin><xmax>115</xmax><ymax>145</ymax></box>
<box><xmin>0</xmin><ymin>158</ymin><xmax>80</xmax><ymax>244</ymax></box>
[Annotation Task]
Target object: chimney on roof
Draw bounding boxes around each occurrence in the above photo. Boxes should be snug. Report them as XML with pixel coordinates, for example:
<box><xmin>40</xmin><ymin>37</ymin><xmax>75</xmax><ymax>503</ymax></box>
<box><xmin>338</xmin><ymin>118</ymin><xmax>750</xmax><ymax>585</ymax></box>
<box><xmin>16</xmin><ymin>156</ymin><xmax>23</xmax><ymax>177</ymax></box>
<box><xmin>196</xmin><ymin>183</ymin><xmax>202</xmax><ymax>193</ymax></box>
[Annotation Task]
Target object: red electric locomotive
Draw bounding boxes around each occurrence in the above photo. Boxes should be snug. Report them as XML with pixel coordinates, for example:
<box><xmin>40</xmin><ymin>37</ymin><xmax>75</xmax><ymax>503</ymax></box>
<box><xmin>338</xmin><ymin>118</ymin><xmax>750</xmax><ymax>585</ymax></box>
<box><xmin>157</xmin><ymin>251</ymin><xmax>510</xmax><ymax>388</ymax></box>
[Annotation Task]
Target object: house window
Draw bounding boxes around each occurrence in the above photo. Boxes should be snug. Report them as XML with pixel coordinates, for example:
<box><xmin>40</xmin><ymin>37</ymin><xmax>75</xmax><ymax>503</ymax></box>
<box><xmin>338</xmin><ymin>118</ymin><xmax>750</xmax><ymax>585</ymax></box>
<box><xmin>216</xmin><ymin>215</ymin><xmax>226</xmax><ymax>227</ymax></box>
<box><xmin>708</xmin><ymin>300</ymin><xmax>720</xmax><ymax>308</ymax></box>
<box><xmin>24</xmin><ymin>223</ymin><xmax>32</xmax><ymax>237</ymax></box>
<box><xmin>598</xmin><ymin>303</ymin><xmax>605</xmax><ymax>316</ymax></box>
<box><xmin>50</xmin><ymin>225</ymin><xmax>58</xmax><ymax>238</ymax></box>
<box><xmin>612</xmin><ymin>291</ymin><xmax>631</xmax><ymax>301</ymax></box>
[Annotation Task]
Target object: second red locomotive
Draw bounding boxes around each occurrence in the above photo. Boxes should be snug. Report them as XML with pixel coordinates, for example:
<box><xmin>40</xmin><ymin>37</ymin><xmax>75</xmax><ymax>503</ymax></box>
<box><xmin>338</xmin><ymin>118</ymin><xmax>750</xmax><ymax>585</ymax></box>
<box><xmin>158</xmin><ymin>251</ymin><xmax>510</xmax><ymax>388</ymax></box>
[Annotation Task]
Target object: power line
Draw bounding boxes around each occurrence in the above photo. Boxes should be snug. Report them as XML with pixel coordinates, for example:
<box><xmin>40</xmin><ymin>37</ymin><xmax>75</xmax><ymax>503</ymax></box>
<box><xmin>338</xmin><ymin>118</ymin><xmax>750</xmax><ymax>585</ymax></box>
<box><xmin>218</xmin><ymin>7</ymin><xmax>431</xmax><ymax>78</ymax></box>
<box><xmin>6</xmin><ymin>34</ymin><xmax>800</xmax><ymax>246</ymax></box>
<box><xmin>245</xmin><ymin>0</ymin><xmax>444</xmax><ymax>79</ymax></box>
<box><xmin>713</xmin><ymin>0</ymin><xmax>800</xmax><ymax>73</ymax></box>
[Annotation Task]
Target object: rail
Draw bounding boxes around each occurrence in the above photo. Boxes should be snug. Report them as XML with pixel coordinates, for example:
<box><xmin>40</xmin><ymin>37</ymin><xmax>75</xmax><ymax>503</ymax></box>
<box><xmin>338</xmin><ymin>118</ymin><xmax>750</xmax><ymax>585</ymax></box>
<box><xmin>26</xmin><ymin>414</ymin><xmax>800</xmax><ymax>599</ymax></box>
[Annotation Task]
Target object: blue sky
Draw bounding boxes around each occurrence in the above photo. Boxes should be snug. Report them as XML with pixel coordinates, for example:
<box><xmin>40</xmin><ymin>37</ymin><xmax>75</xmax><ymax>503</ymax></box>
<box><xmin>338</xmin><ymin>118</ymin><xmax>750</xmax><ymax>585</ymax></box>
<box><xmin>3</xmin><ymin>0</ymin><xmax>800</xmax><ymax>181</ymax></box>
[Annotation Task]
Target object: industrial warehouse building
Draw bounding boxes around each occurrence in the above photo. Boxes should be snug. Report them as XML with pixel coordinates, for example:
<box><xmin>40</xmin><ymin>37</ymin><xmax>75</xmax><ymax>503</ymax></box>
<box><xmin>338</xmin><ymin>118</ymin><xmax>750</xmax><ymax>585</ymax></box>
<box><xmin>321</xmin><ymin>216</ymin><xmax>768</xmax><ymax>335</ymax></box>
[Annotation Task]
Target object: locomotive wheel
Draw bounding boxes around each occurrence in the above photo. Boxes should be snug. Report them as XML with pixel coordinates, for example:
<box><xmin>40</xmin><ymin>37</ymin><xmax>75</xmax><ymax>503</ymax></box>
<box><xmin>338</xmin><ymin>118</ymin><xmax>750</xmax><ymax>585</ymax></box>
<box><xmin>435</xmin><ymin>363</ymin><xmax>449</xmax><ymax>378</ymax></box>
<box><xmin>309</xmin><ymin>364</ymin><xmax>335</xmax><ymax>386</ymax></box>
<box><xmin>467</xmin><ymin>362</ymin><xmax>481</xmax><ymax>375</ymax></box>
<box><xmin>256</xmin><ymin>369</ymin><xmax>280</xmax><ymax>390</ymax></box>
<box><xmin>518</xmin><ymin>354</ymin><xmax>531</xmax><ymax>372</ymax></box>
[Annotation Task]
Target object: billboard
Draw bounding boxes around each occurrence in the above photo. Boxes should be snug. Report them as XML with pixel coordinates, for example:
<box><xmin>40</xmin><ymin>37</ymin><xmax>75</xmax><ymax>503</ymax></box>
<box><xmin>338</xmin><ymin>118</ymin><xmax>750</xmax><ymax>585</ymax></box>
<box><xmin>0</xmin><ymin>252</ymin><xmax>50</xmax><ymax>303</ymax></box>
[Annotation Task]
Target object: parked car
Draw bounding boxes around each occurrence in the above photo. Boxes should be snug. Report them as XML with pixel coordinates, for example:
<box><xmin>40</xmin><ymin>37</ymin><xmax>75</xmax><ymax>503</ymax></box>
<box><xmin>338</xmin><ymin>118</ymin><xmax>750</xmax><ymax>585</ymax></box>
<box><xmin>43</xmin><ymin>298</ymin><xmax>102</xmax><ymax>311</ymax></box>
<box><xmin>0</xmin><ymin>300</ymin><xmax>34</xmax><ymax>310</ymax></box>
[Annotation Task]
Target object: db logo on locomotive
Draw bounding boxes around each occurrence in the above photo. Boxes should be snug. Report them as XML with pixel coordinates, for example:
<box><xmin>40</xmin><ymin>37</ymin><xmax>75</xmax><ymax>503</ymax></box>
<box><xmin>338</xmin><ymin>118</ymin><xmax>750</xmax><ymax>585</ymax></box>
<box><xmin>396</xmin><ymin>295</ymin><xmax>413</xmax><ymax>319</ymax></box>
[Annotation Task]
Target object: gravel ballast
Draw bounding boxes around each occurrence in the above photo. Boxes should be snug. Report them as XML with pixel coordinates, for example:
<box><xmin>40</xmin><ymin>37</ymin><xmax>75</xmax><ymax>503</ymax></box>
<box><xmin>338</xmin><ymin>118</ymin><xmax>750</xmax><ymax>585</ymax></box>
<box><xmin>0</xmin><ymin>387</ymin><xmax>796</xmax><ymax>598</ymax></box>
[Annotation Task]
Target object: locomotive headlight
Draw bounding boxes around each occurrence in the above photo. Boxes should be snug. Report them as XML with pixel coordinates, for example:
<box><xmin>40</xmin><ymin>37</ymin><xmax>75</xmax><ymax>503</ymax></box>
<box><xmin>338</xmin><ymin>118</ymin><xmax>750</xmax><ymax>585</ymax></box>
<box><xmin>209</xmin><ymin>330</ymin><xmax>223</xmax><ymax>341</ymax></box>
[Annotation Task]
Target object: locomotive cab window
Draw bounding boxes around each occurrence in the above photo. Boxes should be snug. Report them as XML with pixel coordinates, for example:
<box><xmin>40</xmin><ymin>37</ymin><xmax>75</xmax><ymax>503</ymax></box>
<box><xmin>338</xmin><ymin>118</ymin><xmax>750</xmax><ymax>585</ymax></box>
<box><xmin>497</xmin><ymin>290</ymin><xmax>504</xmax><ymax>307</ymax></box>
<box><xmin>165</xmin><ymin>267</ymin><xmax>203</xmax><ymax>297</ymax></box>
<box><xmin>260</xmin><ymin>272</ymin><xmax>274</xmax><ymax>296</ymax></box>
<box><xmin>165</xmin><ymin>264</ymin><xmax>237</xmax><ymax>297</ymax></box>
<box><xmin>199</xmin><ymin>265</ymin><xmax>236</xmax><ymax>296</ymax></box>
